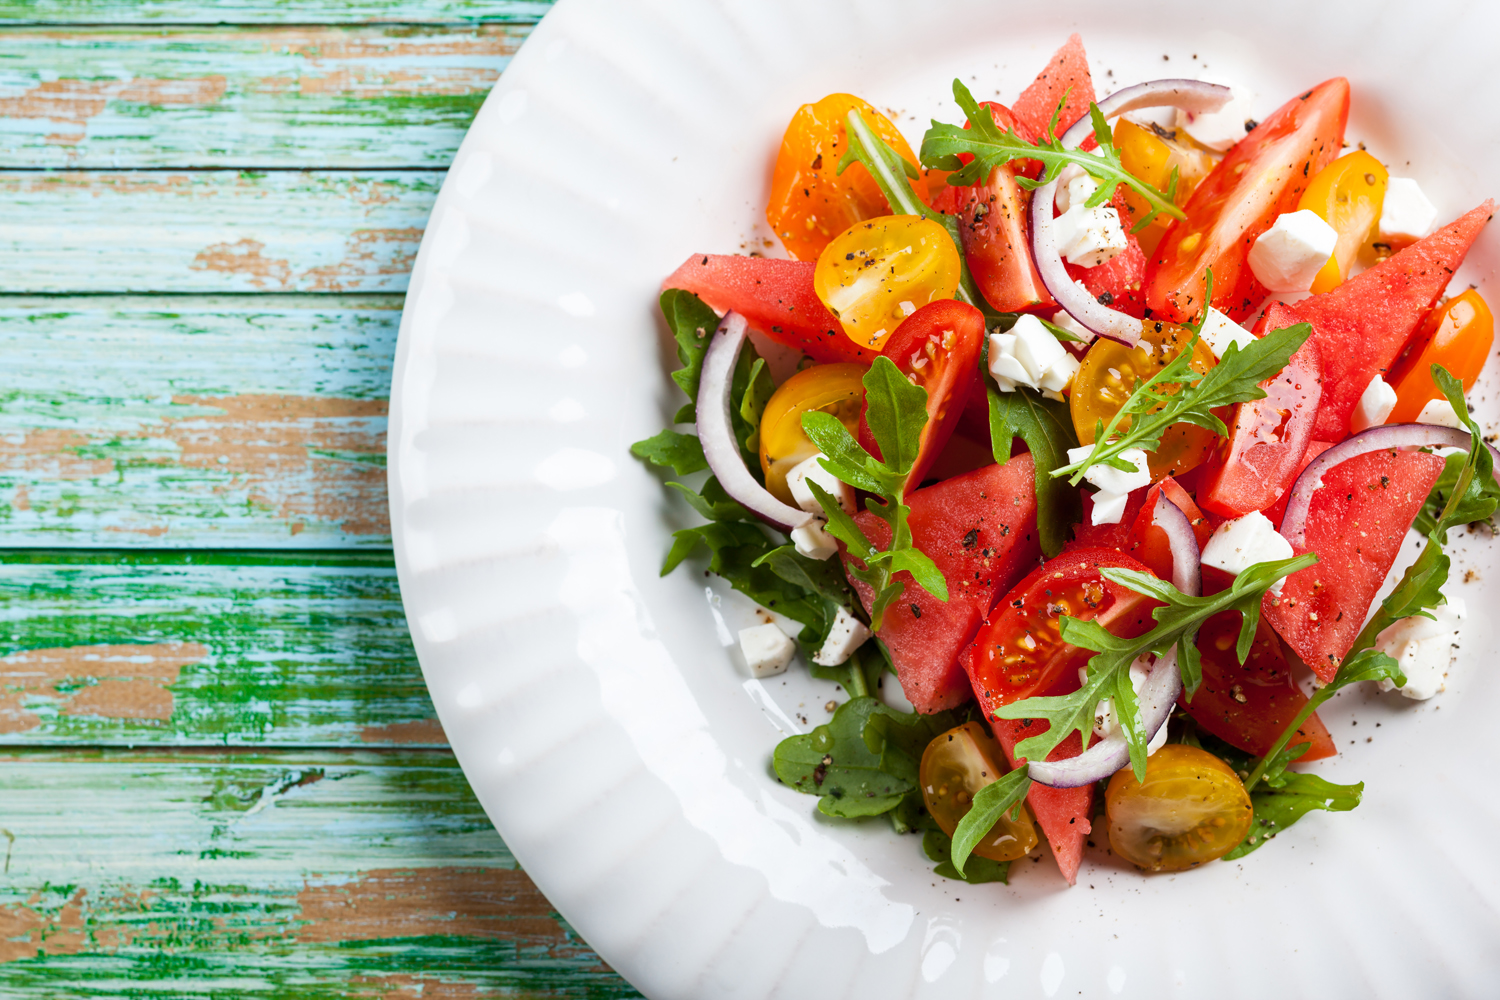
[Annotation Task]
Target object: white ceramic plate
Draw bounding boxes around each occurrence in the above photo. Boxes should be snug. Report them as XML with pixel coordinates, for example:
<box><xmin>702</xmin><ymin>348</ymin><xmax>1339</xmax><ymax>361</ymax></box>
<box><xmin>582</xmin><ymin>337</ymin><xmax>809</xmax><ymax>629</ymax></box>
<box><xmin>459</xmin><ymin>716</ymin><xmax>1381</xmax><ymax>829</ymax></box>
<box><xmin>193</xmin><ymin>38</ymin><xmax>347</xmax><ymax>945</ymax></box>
<box><xmin>389</xmin><ymin>1</ymin><xmax>1500</xmax><ymax>996</ymax></box>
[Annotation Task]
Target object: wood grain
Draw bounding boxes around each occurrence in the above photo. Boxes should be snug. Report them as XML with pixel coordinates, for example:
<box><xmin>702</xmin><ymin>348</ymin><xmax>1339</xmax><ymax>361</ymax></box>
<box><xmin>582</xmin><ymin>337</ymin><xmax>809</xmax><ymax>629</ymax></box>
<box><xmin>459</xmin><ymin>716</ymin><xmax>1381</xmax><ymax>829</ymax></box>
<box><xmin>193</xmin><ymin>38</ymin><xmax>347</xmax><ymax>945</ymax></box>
<box><xmin>0</xmin><ymin>296</ymin><xmax>396</xmax><ymax>546</ymax></box>
<box><xmin>0</xmin><ymin>551</ymin><xmax>436</xmax><ymax>747</ymax></box>
<box><xmin>0</xmin><ymin>24</ymin><xmax>527</xmax><ymax>168</ymax></box>
<box><xmin>0</xmin><ymin>171</ymin><xmax>437</xmax><ymax>293</ymax></box>
<box><xmin>0</xmin><ymin>0</ymin><xmax>551</xmax><ymax>24</ymax></box>
<box><xmin>0</xmin><ymin>748</ymin><xmax>640</xmax><ymax>998</ymax></box>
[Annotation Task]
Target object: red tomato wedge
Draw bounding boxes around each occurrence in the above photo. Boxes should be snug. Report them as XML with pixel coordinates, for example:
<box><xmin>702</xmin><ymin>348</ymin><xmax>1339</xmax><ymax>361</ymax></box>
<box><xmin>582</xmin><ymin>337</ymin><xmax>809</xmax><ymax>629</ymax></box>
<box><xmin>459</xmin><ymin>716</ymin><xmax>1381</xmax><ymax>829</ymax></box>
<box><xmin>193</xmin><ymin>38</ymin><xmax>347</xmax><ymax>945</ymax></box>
<box><xmin>1146</xmin><ymin>78</ymin><xmax>1350</xmax><ymax>324</ymax></box>
<box><xmin>1265</xmin><ymin>447</ymin><xmax>1446</xmax><ymax>681</ymax></box>
<box><xmin>1068</xmin><ymin>488</ymin><xmax>1150</xmax><ymax>552</ymax></box>
<box><xmin>1125</xmin><ymin>477</ymin><xmax>1211</xmax><ymax>579</ymax></box>
<box><xmin>1179</xmin><ymin>612</ymin><xmax>1337</xmax><ymax>760</ymax></box>
<box><xmin>1196</xmin><ymin>331</ymin><xmax>1323</xmax><ymax>517</ymax></box>
<box><xmin>1011</xmin><ymin>33</ymin><xmax>1096</xmax><ymax>145</ymax></box>
<box><xmin>662</xmin><ymin>254</ymin><xmax>873</xmax><ymax>365</ymax></box>
<box><xmin>1263</xmin><ymin>440</ymin><xmax>1333</xmax><ymax>530</ymax></box>
<box><xmin>857</xmin><ymin>300</ymin><xmax>985</xmax><ymax>491</ymax></box>
<box><xmin>1254</xmin><ymin>201</ymin><xmax>1495</xmax><ymax>441</ymax></box>
<box><xmin>844</xmin><ymin>460</ymin><xmax>1041</xmax><ymax>714</ymax></box>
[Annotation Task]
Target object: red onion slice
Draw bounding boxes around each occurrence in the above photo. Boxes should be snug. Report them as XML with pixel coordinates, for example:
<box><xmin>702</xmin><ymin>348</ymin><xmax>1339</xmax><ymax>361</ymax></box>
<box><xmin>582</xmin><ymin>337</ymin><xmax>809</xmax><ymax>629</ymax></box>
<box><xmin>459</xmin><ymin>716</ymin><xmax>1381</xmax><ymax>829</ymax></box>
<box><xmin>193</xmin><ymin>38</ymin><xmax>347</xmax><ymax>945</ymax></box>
<box><xmin>1152</xmin><ymin>490</ymin><xmax>1202</xmax><ymax>596</ymax></box>
<box><xmin>1030</xmin><ymin>79</ymin><xmax>1232</xmax><ymax>346</ymax></box>
<box><xmin>696</xmin><ymin>312</ymin><xmax>814</xmax><ymax>534</ymax></box>
<box><xmin>1278</xmin><ymin>423</ymin><xmax>1498</xmax><ymax>548</ymax></box>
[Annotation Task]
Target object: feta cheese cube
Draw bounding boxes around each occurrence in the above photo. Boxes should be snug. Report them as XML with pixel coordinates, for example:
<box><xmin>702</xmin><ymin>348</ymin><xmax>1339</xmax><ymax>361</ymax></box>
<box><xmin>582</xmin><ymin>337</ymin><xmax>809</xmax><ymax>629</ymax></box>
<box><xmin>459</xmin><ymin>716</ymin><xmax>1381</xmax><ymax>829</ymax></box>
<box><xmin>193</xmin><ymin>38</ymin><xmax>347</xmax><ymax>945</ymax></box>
<box><xmin>987</xmin><ymin>332</ymin><xmax>1032</xmax><ymax>388</ymax></box>
<box><xmin>739</xmin><ymin>622</ymin><xmax>796</xmax><ymax>678</ymax></box>
<box><xmin>1350</xmin><ymin>375</ymin><xmax>1397</xmax><ymax>432</ymax></box>
<box><xmin>790</xmin><ymin>518</ymin><xmax>838</xmax><ymax>561</ymax></box>
<box><xmin>1012</xmin><ymin>315</ymin><xmax>1068</xmax><ymax>383</ymax></box>
<box><xmin>1067</xmin><ymin>445</ymin><xmax>1150</xmax><ymax>496</ymax></box>
<box><xmin>989</xmin><ymin>320</ymin><xmax>1079</xmax><ymax>396</ymax></box>
<box><xmin>1054</xmin><ymin>163</ymin><xmax>1092</xmax><ymax>212</ymax></box>
<box><xmin>1200</xmin><ymin>511</ymin><xmax>1295</xmax><ymax>594</ymax></box>
<box><xmin>1054</xmin><ymin>202</ymin><xmax>1128</xmax><ymax>268</ymax></box>
<box><xmin>1092</xmin><ymin>655</ymin><xmax>1169</xmax><ymax>751</ymax></box>
<box><xmin>1051</xmin><ymin>309</ymin><xmax>1093</xmax><ymax>342</ymax></box>
<box><xmin>813</xmin><ymin>606</ymin><xmax>871</xmax><ymax>666</ymax></box>
<box><xmin>1375</xmin><ymin>599</ymin><xmax>1465</xmax><ymax>700</ymax></box>
<box><xmin>1379</xmin><ymin>177</ymin><xmax>1438</xmax><ymax>247</ymax></box>
<box><xmin>1089</xmin><ymin>490</ymin><xmax>1130</xmax><ymax>526</ymax></box>
<box><xmin>1037</xmin><ymin>350</ymin><xmax>1080</xmax><ymax>394</ymax></box>
<box><xmin>787</xmin><ymin>453</ymin><xmax>853</xmax><ymax>514</ymax></box>
<box><xmin>1416</xmin><ymin>398</ymin><xmax>1465</xmax><ymax>429</ymax></box>
<box><xmin>1248</xmin><ymin>210</ymin><xmax>1338</xmax><ymax>293</ymax></box>
<box><xmin>1198</xmin><ymin>308</ymin><xmax>1255</xmax><ymax>360</ymax></box>
<box><xmin>1175</xmin><ymin>84</ymin><xmax>1257</xmax><ymax>151</ymax></box>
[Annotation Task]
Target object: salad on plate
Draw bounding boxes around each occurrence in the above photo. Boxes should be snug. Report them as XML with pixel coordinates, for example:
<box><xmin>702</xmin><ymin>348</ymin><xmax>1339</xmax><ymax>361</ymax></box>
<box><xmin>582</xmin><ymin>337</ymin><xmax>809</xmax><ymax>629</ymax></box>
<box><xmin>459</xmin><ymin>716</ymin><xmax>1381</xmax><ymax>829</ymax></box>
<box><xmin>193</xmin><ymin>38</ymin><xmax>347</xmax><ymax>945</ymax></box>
<box><xmin>631</xmin><ymin>35</ymin><xmax>1499</xmax><ymax>887</ymax></box>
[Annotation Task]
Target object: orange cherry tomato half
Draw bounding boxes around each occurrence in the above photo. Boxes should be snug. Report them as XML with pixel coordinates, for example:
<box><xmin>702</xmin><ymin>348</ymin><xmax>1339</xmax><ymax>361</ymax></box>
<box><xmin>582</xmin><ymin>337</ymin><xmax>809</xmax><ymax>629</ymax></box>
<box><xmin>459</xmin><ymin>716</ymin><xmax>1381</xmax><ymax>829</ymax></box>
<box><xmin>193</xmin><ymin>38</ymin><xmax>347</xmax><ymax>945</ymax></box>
<box><xmin>814</xmin><ymin>215</ymin><xmax>963</xmax><ymax>352</ymax></box>
<box><xmin>1105</xmin><ymin>744</ymin><xmax>1253</xmax><ymax>872</ymax></box>
<box><xmin>758</xmin><ymin>363</ymin><xmax>866</xmax><ymax>506</ymax></box>
<box><xmin>920</xmin><ymin>722</ymin><xmax>1039</xmax><ymax>862</ymax></box>
<box><xmin>1113</xmin><ymin>118</ymin><xmax>1219</xmax><ymax>257</ymax></box>
<box><xmin>1387</xmin><ymin>289</ymin><xmax>1494</xmax><ymax>424</ymax></box>
<box><xmin>767</xmin><ymin>94</ymin><xmax>925</xmax><ymax>262</ymax></box>
<box><xmin>1299</xmin><ymin>150</ymin><xmax>1388</xmax><ymax>294</ymax></box>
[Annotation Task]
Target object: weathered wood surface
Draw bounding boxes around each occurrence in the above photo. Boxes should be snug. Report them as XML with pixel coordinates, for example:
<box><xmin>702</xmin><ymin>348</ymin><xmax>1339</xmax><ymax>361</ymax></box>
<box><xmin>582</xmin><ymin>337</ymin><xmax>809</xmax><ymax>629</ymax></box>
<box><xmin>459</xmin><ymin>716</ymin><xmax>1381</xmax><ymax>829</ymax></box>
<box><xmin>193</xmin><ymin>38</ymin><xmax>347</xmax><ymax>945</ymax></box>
<box><xmin>0</xmin><ymin>24</ymin><xmax>527</xmax><ymax>168</ymax></box>
<box><xmin>0</xmin><ymin>749</ymin><xmax>638</xmax><ymax>999</ymax></box>
<box><xmin>0</xmin><ymin>171</ymin><xmax>438</xmax><ymax>293</ymax></box>
<box><xmin>0</xmin><ymin>0</ymin><xmax>552</xmax><ymax>24</ymax></box>
<box><xmin>0</xmin><ymin>296</ymin><xmax>395</xmax><ymax>547</ymax></box>
<box><xmin>0</xmin><ymin>551</ymin><xmax>439</xmax><ymax>747</ymax></box>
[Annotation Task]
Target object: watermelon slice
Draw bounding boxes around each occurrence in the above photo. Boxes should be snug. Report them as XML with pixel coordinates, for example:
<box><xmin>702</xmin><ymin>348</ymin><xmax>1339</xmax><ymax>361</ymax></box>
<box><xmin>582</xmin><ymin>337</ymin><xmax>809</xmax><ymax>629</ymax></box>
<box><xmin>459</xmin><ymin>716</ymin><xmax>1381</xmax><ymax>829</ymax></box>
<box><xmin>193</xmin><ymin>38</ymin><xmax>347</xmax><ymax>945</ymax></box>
<box><xmin>844</xmin><ymin>459</ymin><xmax>1041</xmax><ymax>713</ymax></box>
<box><xmin>1063</xmin><ymin>191</ymin><xmax>1149</xmax><ymax>318</ymax></box>
<box><xmin>990</xmin><ymin>720</ymin><xmax>1092</xmax><ymax>885</ymax></box>
<box><xmin>1012</xmin><ymin>34</ymin><xmax>1096</xmax><ymax>145</ymax></box>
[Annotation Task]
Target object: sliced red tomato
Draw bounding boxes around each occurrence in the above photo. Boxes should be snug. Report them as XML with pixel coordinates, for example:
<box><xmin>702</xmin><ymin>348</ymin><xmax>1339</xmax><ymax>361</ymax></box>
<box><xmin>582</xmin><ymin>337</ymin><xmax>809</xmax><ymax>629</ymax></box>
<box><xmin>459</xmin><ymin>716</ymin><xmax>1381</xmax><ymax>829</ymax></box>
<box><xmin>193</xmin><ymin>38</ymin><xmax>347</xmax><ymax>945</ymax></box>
<box><xmin>844</xmin><ymin>459</ymin><xmax>1041</xmax><ymax>714</ymax></box>
<box><xmin>1145</xmin><ymin>78</ymin><xmax>1350</xmax><ymax>324</ymax></box>
<box><xmin>1179</xmin><ymin>611</ymin><xmax>1336</xmax><ymax>761</ymax></box>
<box><xmin>662</xmin><ymin>254</ymin><xmax>873</xmax><ymax>365</ymax></box>
<box><xmin>1256</xmin><ymin>201</ymin><xmax>1495</xmax><ymax>441</ymax></box>
<box><xmin>857</xmin><ymin>300</ymin><xmax>985</xmax><ymax>491</ymax></box>
<box><xmin>1124</xmin><ymin>477</ymin><xmax>1211</xmax><ymax>580</ymax></box>
<box><xmin>1196</xmin><ymin>330</ymin><xmax>1323</xmax><ymax>517</ymax></box>
<box><xmin>1011</xmin><ymin>33</ymin><xmax>1096</xmax><ymax>146</ymax></box>
<box><xmin>1263</xmin><ymin>440</ymin><xmax>1334</xmax><ymax>530</ymax></box>
<box><xmin>1068</xmin><ymin>487</ymin><xmax>1150</xmax><ymax>552</ymax></box>
<box><xmin>1265</xmin><ymin>447</ymin><xmax>1446</xmax><ymax>681</ymax></box>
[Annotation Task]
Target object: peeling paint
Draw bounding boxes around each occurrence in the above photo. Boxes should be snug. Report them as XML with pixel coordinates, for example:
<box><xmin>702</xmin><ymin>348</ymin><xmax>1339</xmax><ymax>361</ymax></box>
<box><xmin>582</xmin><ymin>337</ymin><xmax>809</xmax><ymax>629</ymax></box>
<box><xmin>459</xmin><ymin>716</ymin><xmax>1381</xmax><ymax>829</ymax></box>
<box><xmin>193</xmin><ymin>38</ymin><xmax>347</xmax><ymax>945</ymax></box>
<box><xmin>0</xmin><ymin>642</ymin><xmax>208</xmax><ymax>730</ymax></box>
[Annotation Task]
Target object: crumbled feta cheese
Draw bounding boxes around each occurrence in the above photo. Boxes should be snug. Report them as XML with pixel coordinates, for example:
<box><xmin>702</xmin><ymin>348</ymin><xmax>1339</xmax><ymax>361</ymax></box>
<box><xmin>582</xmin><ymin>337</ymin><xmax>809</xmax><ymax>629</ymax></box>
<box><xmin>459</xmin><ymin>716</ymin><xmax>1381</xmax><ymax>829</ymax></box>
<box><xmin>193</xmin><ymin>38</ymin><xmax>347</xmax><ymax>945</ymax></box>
<box><xmin>1066</xmin><ymin>445</ymin><xmax>1148</xmax><ymax>526</ymax></box>
<box><xmin>1054</xmin><ymin>199</ymin><xmax>1128</xmax><ymax>268</ymax></box>
<box><xmin>1375</xmin><ymin>599</ymin><xmax>1466</xmax><ymax>700</ymax></box>
<box><xmin>1416</xmin><ymin>398</ymin><xmax>1465</xmax><ymax>429</ymax></box>
<box><xmin>813</xmin><ymin>606</ymin><xmax>871</xmax><ymax>666</ymax></box>
<box><xmin>1092</xmin><ymin>655</ymin><xmax>1170</xmax><ymax>751</ymax></box>
<box><xmin>1198</xmin><ymin>308</ymin><xmax>1255</xmax><ymax>360</ymax></box>
<box><xmin>790</xmin><ymin>518</ymin><xmax>838</xmax><ymax>561</ymax></box>
<box><xmin>1248</xmin><ymin>210</ymin><xmax>1338</xmax><ymax>293</ymax></box>
<box><xmin>1089</xmin><ymin>489</ymin><xmax>1130</xmax><ymax>526</ymax></box>
<box><xmin>1054</xmin><ymin>162</ymin><xmax>1096</xmax><ymax>213</ymax></box>
<box><xmin>989</xmin><ymin>316</ymin><xmax>1080</xmax><ymax>397</ymax></box>
<box><xmin>1350</xmin><ymin>375</ymin><xmax>1397</xmax><ymax>432</ymax></box>
<box><xmin>1175</xmin><ymin>84</ymin><xmax>1257</xmax><ymax>151</ymax></box>
<box><xmin>1051</xmin><ymin>309</ymin><xmax>1093</xmax><ymax>342</ymax></box>
<box><xmin>1200</xmin><ymin>510</ymin><xmax>1295</xmax><ymax>594</ymax></box>
<box><xmin>787</xmin><ymin>453</ymin><xmax>853</xmax><ymax>514</ymax></box>
<box><xmin>739</xmin><ymin>622</ymin><xmax>796</xmax><ymax>678</ymax></box>
<box><xmin>1379</xmin><ymin>177</ymin><xmax>1438</xmax><ymax>246</ymax></box>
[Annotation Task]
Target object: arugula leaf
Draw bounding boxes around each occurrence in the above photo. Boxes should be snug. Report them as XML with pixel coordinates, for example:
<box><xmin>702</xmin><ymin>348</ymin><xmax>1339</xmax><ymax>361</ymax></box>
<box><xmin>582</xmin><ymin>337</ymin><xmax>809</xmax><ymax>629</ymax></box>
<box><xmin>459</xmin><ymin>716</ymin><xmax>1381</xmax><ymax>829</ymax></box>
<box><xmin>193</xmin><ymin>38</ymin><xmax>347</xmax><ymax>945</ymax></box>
<box><xmin>658</xmin><ymin>288</ymin><xmax>720</xmax><ymax>421</ymax></box>
<box><xmin>665</xmin><ymin>476</ymin><xmax>749</xmax><ymax>522</ymax></box>
<box><xmin>948</xmin><ymin>766</ymin><xmax>1031</xmax><ymax>877</ymax></box>
<box><xmin>661</xmin><ymin>519</ymin><xmax>826</xmax><ymax>630</ymax></box>
<box><xmin>924</xmin><ymin>829</ymin><xmax>1011</xmax><ymax>884</ymax></box>
<box><xmin>996</xmin><ymin>556</ymin><xmax>1318</xmax><ymax>780</ymax></box>
<box><xmin>630</xmin><ymin>429</ymin><xmax>708</xmax><ymax>477</ymax></box>
<box><xmin>920</xmin><ymin>80</ymin><xmax>1185</xmax><ymax>230</ymax></box>
<box><xmin>1224</xmin><ymin>771</ymin><xmax>1363</xmax><ymax>860</ymax></box>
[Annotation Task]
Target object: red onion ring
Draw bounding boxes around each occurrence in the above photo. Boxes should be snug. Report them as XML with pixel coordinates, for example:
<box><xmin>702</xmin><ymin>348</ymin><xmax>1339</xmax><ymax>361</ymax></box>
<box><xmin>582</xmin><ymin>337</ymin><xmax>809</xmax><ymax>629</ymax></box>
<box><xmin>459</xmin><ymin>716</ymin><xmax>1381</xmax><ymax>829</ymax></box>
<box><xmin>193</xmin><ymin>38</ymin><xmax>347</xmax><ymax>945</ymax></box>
<box><xmin>1026</xmin><ymin>492</ymin><xmax>1200</xmax><ymax>789</ymax></box>
<box><xmin>1029</xmin><ymin>79</ymin><xmax>1232</xmax><ymax>346</ymax></box>
<box><xmin>1278</xmin><ymin>423</ymin><xmax>1498</xmax><ymax>549</ymax></box>
<box><xmin>695</xmin><ymin>312</ymin><xmax>814</xmax><ymax>534</ymax></box>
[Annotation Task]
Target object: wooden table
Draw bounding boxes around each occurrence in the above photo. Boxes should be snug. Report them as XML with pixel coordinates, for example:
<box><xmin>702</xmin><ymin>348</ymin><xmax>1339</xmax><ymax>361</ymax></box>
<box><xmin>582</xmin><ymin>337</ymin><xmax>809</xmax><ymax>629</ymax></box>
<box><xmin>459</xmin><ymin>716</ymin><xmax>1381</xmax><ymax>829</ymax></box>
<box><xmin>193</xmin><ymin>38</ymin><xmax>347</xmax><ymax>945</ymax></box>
<box><xmin>0</xmin><ymin>2</ymin><xmax>641</xmax><ymax>995</ymax></box>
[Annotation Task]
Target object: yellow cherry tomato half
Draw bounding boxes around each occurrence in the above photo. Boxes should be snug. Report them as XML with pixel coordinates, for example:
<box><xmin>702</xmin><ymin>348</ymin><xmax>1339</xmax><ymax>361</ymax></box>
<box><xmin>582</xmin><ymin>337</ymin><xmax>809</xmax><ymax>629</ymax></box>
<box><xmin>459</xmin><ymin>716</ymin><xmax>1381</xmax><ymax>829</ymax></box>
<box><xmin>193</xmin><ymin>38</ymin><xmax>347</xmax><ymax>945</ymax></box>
<box><xmin>1070</xmin><ymin>319</ymin><xmax>1219</xmax><ymax>480</ymax></box>
<box><xmin>1105</xmin><ymin>743</ymin><xmax>1253</xmax><ymax>872</ymax></box>
<box><xmin>814</xmin><ymin>215</ymin><xmax>962</xmax><ymax>352</ymax></box>
<box><xmin>920</xmin><ymin>722</ymin><xmax>1038</xmax><ymax>862</ymax></box>
<box><xmin>1113</xmin><ymin>119</ymin><xmax>1219</xmax><ymax>256</ymax></box>
<box><xmin>1299</xmin><ymin>150</ymin><xmax>1388</xmax><ymax>294</ymax></box>
<box><xmin>1387</xmin><ymin>289</ymin><xmax>1495</xmax><ymax>424</ymax></box>
<box><xmin>758</xmin><ymin>363</ymin><xmax>866</xmax><ymax>506</ymax></box>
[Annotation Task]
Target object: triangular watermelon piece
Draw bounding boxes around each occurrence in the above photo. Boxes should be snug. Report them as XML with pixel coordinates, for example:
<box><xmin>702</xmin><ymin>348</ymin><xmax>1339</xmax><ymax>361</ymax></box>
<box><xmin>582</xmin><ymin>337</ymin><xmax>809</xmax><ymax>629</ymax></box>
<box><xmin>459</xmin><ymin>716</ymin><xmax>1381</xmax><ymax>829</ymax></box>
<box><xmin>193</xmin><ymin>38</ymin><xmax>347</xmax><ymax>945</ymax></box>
<box><xmin>989</xmin><ymin>720</ymin><xmax>1092</xmax><ymax>885</ymax></box>
<box><xmin>844</xmin><ymin>460</ymin><xmax>1040</xmax><ymax>713</ymax></box>
<box><xmin>1012</xmin><ymin>34</ymin><xmax>1096</xmax><ymax>144</ymax></box>
<box><xmin>1258</xmin><ymin>201</ymin><xmax>1494</xmax><ymax>441</ymax></box>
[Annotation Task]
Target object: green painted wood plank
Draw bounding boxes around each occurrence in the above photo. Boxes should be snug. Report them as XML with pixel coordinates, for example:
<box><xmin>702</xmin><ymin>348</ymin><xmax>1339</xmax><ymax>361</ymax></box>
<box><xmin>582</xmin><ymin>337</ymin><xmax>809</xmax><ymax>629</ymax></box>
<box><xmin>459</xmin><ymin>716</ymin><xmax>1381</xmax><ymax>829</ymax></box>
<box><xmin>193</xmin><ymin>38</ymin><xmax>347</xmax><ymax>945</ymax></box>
<box><xmin>0</xmin><ymin>0</ymin><xmax>552</xmax><ymax>24</ymax></box>
<box><xmin>0</xmin><ymin>24</ymin><xmax>527</xmax><ymax>169</ymax></box>
<box><xmin>0</xmin><ymin>171</ymin><xmax>437</xmax><ymax>293</ymax></box>
<box><xmin>0</xmin><ymin>295</ymin><xmax>395</xmax><ymax>547</ymax></box>
<box><xmin>0</xmin><ymin>748</ymin><xmax>641</xmax><ymax>998</ymax></box>
<box><xmin>0</xmin><ymin>551</ymin><xmax>440</xmax><ymax>747</ymax></box>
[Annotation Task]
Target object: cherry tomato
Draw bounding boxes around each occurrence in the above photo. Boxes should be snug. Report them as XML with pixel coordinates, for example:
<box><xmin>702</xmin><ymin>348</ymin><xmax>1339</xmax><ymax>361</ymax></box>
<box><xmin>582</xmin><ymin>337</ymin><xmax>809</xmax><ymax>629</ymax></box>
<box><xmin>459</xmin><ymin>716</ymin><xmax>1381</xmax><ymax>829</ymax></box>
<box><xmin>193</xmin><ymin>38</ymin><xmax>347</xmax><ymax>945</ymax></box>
<box><xmin>920</xmin><ymin>722</ymin><xmax>1039</xmax><ymax>862</ymax></box>
<box><xmin>855</xmin><ymin>299</ymin><xmax>984</xmax><ymax>491</ymax></box>
<box><xmin>1299</xmin><ymin>151</ymin><xmax>1388</xmax><ymax>294</ymax></box>
<box><xmin>1070</xmin><ymin>319</ymin><xmax>1219</xmax><ymax>480</ymax></box>
<box><xmin>1113</xmin><ymin>119</ymin><xmax>1219</xmax><ymax>257</ymax></box>
<box><xmin>1104</xmin><ymin>744</ymin><xmax>1253</xmax><ymax>872</ymax></box>
<box><xmin>1387</xmin><ymin>289</ymin><xmax>1494</xmax><ymax>424</ymax></box>
<box><xmin>758</xmin><ymin>363</ymin><xmax>866</xmax><ymax>506</ymax></box>
<box><xmin>1146</xmin><ymin>78</ymin><xmax>1350</xmax><ymax>323</ymax></box>
<box><xmin>814</xmin><ymin>216</ymin><xmax>963</xmax><ymax>352</ymax></box>
<box><xmin>1124</xmin><ymin>477</ymin><xmax>1212</xmax><ymax>580</ymax></box>
<box><xmin>767</xmin><ymin>94</ymin><xmax>925</xmax><ymax>262</ymax></box>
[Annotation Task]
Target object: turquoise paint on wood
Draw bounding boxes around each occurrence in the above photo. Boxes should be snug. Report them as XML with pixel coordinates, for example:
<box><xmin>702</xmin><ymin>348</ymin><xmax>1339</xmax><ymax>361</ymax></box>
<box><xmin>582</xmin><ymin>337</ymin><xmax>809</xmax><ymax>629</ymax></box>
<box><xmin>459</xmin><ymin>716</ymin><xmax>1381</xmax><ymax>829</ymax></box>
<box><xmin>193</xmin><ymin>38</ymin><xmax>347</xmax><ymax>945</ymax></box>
<box><xmin>0</xmin><ymin>0</ymin><xmax>553</xmax><ymax>24</ymax></box>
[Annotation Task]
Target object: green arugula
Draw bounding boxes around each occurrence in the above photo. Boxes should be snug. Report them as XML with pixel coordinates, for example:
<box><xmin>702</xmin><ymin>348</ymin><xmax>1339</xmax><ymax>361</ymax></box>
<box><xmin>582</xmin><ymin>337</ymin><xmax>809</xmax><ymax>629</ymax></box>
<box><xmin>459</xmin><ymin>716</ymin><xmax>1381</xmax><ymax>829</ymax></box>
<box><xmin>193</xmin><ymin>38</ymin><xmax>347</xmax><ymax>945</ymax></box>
<box><xmin>631</xmin><ymin>429</ymin><xmax>707</xmax><ymax>477</ymax></box>
<box><xmin>947</xmin><ymin>766</ymin><xmax>1032</xmax><ymax>877</ymax></box>
<box><xmin>800</xmin><ymin>357</ymin><xmax>948</xmax><ymax>631</ymax></box>
<box><xmin>738</xmin><ymin>355</ymin><xmax>775</xmax><ymax>454</ymax></box>
<box><xmin>995</xmin><ymin>555</ymin><xmax>1317</xmax><ymax>783</ymax></box>
<box><xmin>924</xmin><ymin>829</ymin><xmax>1011</xmax><ymax>884</ymax></box>
<box><xmin>1221</xmin><ymin>739</ymin><xmax>1363</xmax><ymax>860</ymax></box>
<box><xmin>658</xmin><ymin>287</ymin><xmax>719</xmax><ymax>422</ymax></box>
<box><xmin>920</xmin><ymin>80</ymin><xmax>1185</xmax><ymax>234</ymax></box>
<box><xmin>983</xmin><ymin>337</ymin><xmax>1081</xmax><ymax>557</ymax></box>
